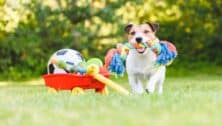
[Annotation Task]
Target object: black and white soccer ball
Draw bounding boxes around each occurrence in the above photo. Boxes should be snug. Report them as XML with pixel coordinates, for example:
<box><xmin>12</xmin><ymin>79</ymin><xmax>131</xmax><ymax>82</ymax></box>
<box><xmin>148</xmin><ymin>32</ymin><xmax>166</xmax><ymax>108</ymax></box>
<box><xmin>47</xmin><ymin>49</ymin><xmax>84</xmax><ymax>74</ymax></box>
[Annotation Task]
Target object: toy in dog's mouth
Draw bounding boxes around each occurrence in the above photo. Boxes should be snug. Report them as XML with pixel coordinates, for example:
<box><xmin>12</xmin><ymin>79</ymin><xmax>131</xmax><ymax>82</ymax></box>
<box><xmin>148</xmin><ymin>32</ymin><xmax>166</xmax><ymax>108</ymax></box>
<box><xmin>130</xmin><ymin>42</ymin><xmax>147</xmax><ymax>54</ymax></box>
<box><xmin>136</xmin><ymin>48</ymin><xmax>146</xmax><ymax>54</ymax></box>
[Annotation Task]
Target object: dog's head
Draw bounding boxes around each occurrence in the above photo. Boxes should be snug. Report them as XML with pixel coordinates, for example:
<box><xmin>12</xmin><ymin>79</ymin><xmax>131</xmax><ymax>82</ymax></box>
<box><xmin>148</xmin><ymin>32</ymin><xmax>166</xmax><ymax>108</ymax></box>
<box><xmin>124</xmin><ymin>22</ymin><xmax>159</xmax><ymax>54</ymax></box>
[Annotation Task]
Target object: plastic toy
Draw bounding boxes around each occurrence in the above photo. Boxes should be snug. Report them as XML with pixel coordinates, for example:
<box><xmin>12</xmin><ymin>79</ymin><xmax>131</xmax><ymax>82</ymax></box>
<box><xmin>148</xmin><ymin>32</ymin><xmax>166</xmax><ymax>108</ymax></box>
<box><xmin>43</xmin><ymin>67</ymin><xmax>110</xmax><ymax>95</ymax></box>
<box><xmin>47</xmin><ymin>49</ymin><xmax>84</xmax><ymax>74</ymax></box>
<box><xmin>43</xmin><ymin>57</ymin><xmax>130</xmax><ymax>95</ymax></box>
<box><xmin>87</xmin><ymin>64</ymin><xmax>130</xmax><ymax>95</ymax></box>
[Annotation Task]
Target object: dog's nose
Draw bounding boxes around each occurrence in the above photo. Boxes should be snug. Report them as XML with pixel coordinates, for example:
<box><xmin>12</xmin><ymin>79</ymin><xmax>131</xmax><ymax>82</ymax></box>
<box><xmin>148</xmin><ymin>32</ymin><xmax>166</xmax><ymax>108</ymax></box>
<box><xmin>135</xmin><ymin>37</ymin><xmax>142</xmax><ymax>43</ymax></box>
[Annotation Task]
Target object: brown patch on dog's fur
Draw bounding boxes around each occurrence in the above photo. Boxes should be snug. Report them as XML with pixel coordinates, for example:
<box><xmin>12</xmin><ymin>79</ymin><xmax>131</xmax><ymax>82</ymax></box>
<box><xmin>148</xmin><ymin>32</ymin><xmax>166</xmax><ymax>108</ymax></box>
<box><xmin>145</xmin><ymin>22</ymin><xmax>159</xmax><ymax>32</ymax></box>
<box><xmin>124</xmin><ymin>23</ymin><xmax>159</xmax><ymax>41</ymax></box>
<box><xmin>124</xmin><ymin>24</ymin><xmax>133</xmax><ymax>34</ymax></box>
<box><xmin>124</xmin><ymin>22</ymin><xmax>159</xmax><ymax>34</ymax></box>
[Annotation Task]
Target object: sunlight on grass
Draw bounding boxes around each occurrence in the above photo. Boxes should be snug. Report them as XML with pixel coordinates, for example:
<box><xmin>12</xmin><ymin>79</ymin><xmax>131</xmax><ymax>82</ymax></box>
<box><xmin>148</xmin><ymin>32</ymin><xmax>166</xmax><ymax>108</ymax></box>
<box><xmin>0</xmin><ymin>78</ymin><xmax>44</xmax><ymax>86</ymax></box>
<box><xmin>0</xmin><ymin>76</ymin><xmax>222</xmax><ymax>126</ymax></box>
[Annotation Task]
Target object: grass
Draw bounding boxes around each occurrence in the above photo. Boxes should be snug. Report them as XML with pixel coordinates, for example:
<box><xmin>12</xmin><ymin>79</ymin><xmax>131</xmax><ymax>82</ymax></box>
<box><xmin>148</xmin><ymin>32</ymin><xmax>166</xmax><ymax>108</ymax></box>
<box><xmin>0</xmin><ymin>75</ymin><xmax>222</xmax><ymax>126</ymax></box>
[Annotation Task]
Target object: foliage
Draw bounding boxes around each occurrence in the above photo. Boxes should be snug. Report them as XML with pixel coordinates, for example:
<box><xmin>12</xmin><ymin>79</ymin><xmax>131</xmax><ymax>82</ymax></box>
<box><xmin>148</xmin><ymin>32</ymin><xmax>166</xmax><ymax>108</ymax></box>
<box><xmin>0</xmin><ymin>0</ymin><xmax>221</xmax><ymax>80</ymax></box>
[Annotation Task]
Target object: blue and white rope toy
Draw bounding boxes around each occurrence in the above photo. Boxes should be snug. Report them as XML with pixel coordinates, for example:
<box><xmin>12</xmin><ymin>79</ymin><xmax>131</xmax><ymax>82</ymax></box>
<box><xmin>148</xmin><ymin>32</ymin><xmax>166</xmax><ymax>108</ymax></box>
<box><xmin>105</xmin><ymin>39</ymin><xmax>177</xmax><ymax>76</ymax></box>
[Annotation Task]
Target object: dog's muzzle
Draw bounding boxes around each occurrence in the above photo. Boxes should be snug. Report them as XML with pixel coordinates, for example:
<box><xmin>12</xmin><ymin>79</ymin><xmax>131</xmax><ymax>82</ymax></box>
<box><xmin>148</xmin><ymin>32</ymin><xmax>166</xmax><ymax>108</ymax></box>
<box><xmin>130</xmin><ymin>42</ymin><xmax>147</xmax><ymax>54</ymax></box>
<box><xmin>136</xmin><ymin>48</ymin><xmax>146</xmax><ymax>54</ymax></box>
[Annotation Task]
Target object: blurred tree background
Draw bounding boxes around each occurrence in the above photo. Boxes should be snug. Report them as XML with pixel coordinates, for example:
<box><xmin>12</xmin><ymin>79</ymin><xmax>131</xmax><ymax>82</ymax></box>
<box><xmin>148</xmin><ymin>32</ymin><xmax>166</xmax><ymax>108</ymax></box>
<box><xmin>0</xmin><ymin>0</ymin><xmax>221</xmax><ymax>80</ymax></box>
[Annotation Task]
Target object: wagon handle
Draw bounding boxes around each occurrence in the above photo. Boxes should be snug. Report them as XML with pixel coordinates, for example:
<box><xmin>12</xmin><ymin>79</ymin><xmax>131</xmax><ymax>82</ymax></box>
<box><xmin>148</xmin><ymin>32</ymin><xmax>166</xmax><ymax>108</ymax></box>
<box><xmin>87</xmin><ymin>64</ymin><xmax>130</xmax><ymax>95</ymax></box>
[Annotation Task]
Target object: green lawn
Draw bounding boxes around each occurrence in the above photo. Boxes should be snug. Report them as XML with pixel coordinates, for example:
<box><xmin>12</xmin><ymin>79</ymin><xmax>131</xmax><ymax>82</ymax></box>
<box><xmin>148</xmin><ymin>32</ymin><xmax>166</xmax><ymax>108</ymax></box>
<box><xmin>0</xmin><ymin>75</ymin><xmax>222</xmax><ymax>126</ymax></box>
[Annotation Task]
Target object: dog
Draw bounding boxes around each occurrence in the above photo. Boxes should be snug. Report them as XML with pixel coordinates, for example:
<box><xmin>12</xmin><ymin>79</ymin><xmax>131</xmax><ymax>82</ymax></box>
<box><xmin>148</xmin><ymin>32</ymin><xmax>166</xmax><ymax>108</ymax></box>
<box><xmin>124</xmin><ymin>22</ymin><xmax>166</xmax><ymax>94</ymax></box>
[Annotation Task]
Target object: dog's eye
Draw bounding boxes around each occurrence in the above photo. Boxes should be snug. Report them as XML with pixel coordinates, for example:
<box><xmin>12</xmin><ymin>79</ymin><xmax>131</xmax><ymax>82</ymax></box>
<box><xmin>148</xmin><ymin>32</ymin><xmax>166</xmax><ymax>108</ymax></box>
<box><xmin>144</xmin><ymin>30</ymin><xmax>150</xmax><ymax>34</ymax></box>
<box><xmin>130</xmin><ymin>31</ymin><xmax>135</xmax><ymax>35</ymax></box>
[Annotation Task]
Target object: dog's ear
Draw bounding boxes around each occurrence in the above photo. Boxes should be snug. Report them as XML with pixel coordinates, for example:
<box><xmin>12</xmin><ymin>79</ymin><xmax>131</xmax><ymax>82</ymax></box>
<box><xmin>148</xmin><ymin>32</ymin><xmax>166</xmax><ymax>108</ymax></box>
<box><xmin>124</xmin><ymin>23</ymin><xmax>133</xmax><ymax>34</ymax></box>
<box><xmin>146</xmin><ymin>22</ymin><xmax>159</xmax><ymax>32</ymax></box>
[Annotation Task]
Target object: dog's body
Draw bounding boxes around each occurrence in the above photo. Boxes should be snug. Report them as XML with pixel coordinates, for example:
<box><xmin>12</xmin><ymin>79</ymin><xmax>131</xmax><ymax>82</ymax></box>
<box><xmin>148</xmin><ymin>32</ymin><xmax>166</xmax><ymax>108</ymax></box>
<box><xmin>126</xmin><ymin>49</ymin><xmax>166</xmax><ymax>94</ymax></box>
<box><xmin>124</xmin><ymin>23</ymin><xmax>166</xmax><ymax>94</ymax></box>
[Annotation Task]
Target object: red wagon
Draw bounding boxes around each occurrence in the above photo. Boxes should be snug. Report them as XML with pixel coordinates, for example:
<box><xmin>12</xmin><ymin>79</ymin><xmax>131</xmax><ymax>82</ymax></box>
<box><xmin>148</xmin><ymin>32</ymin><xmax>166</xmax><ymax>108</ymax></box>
<box><xmin>42</xmin><ymin>67</ymin><xmax>110</xmax><ymax>94</ymax></box>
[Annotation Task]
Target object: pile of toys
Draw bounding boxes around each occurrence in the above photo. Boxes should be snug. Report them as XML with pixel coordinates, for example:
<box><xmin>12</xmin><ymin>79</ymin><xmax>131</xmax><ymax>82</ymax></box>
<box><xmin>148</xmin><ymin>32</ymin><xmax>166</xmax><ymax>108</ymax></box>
<box><xmin>43</xmin><ymin>49</ymin><xmax>130</xmax><ymax>95</ymax></box>
<box><xmin>43</xmin><ymin>39</ymin><xmax>177</xmax><ymax>95</ymax></box>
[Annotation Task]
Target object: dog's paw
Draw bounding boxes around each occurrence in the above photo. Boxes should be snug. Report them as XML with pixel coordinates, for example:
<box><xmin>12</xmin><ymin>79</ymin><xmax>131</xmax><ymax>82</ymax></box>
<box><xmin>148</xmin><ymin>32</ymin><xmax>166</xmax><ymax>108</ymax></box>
<box><xmin>145</xmin><ymin>89</ymin><xmax>154</xmax><ymax>94</ymax></box>
<box><xmin>131</xmin><ymin>84</ymin><xmax>144</xmax><ymax>94</ymax></box>
<box><xmin>145</xmin><ymin>89</ymin><xmax>150</xmax><ymax>94</ymax></box>
<box><xmin>133</xmin><ymin>89</ymin><xmax>144</xmax><ymax>94</ymax></box>
<box><xmin>132</xmin><ymin>88</ymin><xmax>144</xmax><ymax>94</ymax></box>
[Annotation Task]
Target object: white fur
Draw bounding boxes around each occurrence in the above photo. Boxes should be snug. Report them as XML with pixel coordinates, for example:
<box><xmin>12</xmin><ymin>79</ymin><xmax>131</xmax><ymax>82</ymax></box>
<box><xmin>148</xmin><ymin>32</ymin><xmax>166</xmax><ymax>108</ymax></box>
<box><xmin>126</xmin><ymin>49</ymin><xmax>166</xmax><ymax>94</ymax></box>
<box><xmin>126</xmin><ymin>31</ymin><xmax>166</xmax><ymax>94</ymax></box>
<box><xmin>130</xmin><ymin>33</ymin><xmax>148</xmax><ymax>43</ymax></box>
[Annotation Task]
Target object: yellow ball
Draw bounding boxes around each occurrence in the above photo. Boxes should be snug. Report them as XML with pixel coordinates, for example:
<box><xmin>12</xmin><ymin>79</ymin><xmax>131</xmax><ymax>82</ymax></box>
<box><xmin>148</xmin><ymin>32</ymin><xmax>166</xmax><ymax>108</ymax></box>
<box><xmin>87</xmin><ymin>64</ymin><xmax>99</xmax><ymax>74</ymax></box>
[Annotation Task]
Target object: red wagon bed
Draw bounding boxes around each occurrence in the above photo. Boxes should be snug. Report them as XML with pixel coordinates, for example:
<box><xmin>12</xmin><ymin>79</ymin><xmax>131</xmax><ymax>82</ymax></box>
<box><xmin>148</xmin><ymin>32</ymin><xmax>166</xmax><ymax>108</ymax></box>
<box><xmin>42</xmin><ymin>67</ymin><xmax>110</xmax><ymax>93</ymax></box>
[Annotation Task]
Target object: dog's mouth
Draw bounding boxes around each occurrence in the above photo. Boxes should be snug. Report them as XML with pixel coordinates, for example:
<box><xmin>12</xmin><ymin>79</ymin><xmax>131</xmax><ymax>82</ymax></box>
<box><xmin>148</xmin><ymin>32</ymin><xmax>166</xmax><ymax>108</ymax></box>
<box><xmin>136</xmin><ymin>48</ymin><xmax>146</xmax><ymax>54</ymax></box>
<box><xmin>129</xmin><ymin>41</ymin><xmax>147</xmax><ymax>54</ymax></box>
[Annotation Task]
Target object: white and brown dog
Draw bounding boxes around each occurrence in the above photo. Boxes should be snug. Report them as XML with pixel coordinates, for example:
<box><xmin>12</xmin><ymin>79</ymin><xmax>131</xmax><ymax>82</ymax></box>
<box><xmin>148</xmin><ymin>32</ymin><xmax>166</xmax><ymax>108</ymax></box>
<box><xmin>124</xmin><ymin>22</ymin><xmax>166</xmax><ymax>94</ymax></box>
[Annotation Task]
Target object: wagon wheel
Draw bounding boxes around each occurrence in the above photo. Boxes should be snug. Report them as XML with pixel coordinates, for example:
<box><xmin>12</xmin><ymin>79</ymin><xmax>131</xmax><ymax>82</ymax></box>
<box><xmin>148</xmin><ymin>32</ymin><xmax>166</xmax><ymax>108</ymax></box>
<box><xmin>100</xmin><ymin>87</ymin><xmax>109</xmax><ymax>95</ymax></box>
<box><xmin>48</xmin><ymin>87</ymin><xmax>57</xmax><ymax>94</ymax></box>
<box><xmin>72</xmin><ymin>87</ymin><xmax>84</xmax><ymax>95</ymax></box>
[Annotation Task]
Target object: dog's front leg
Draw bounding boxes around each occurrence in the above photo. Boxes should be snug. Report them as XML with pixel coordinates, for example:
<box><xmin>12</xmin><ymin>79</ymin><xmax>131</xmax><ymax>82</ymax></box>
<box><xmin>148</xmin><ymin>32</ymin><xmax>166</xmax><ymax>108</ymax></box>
<box><xmin>146</xmin><ymin>73</ymin><xmax>159</xmax><ymax>93</ymax></box>
<box><xmin>156</xmin><ymin>75</ymin><xmax>165</xmax><ymax>94</ymax></box>
<box><xmin>128</xmin><ymin>74</ymin><xmax>144</xmax><ymax>94</ymax></box>
<box><xmin>146</xmin><ymin>66</ymin><xmax>166</xmax><ymax>94</ymax></box>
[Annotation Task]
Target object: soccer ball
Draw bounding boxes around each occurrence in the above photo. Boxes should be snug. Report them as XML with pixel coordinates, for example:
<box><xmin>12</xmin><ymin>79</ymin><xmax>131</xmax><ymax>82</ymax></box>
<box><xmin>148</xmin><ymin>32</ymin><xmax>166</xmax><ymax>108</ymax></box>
<box><xmin>47</xmin><ymin>49</ymin><xmax>84</xmax><ymax>74</ymax></box>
